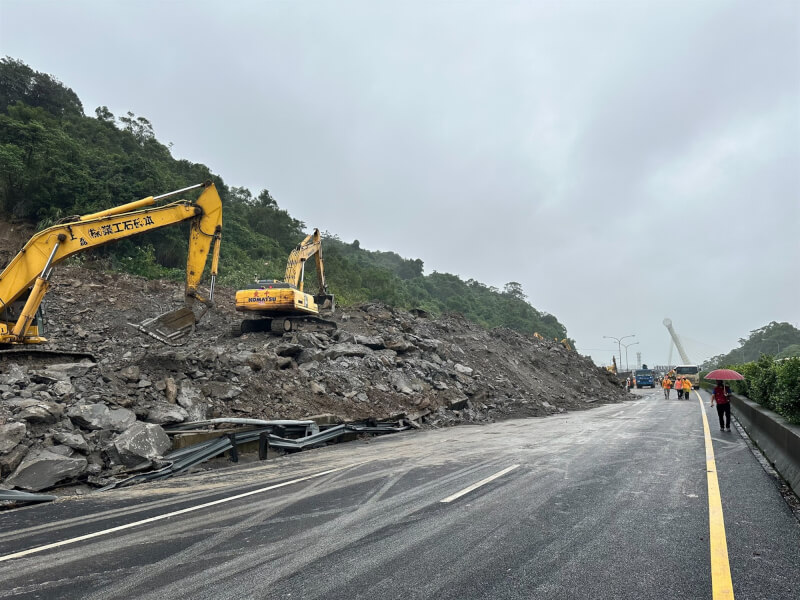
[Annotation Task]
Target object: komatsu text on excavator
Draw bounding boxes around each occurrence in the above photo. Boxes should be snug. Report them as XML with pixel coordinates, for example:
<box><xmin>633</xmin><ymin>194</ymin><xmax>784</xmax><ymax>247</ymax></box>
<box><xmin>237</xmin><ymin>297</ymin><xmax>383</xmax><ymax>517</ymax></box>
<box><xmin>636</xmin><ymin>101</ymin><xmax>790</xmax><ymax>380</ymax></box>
<box><xmin>0</xmin><ymin>182</ymin><xmax>222</xmax><ymax>351</ymax></box>
<box><xmin>233</xmin><ymin>228</ymin><xmax>335</xmax><ymax>335</ymax></box>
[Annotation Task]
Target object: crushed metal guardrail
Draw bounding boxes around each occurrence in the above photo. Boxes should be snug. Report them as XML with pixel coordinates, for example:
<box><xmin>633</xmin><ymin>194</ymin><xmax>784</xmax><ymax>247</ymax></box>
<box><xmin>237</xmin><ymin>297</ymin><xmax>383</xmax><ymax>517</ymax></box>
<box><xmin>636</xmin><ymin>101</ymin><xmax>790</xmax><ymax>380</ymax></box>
<box><xmin>0</xmin><ymin>489</ymin><xmax>58</xmax><ymax>504</ymax></box>
<box><xmin>100</xmin><ymin>420</ymin><xmax>408</xmax><ymax>490</ymax></box>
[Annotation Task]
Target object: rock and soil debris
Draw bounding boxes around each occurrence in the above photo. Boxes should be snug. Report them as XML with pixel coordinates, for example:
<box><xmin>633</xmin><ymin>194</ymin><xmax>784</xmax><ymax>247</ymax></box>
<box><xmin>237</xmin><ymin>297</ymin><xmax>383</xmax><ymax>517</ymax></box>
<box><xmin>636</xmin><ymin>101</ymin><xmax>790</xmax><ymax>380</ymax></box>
<box><xmin>1</xmin><ymin>265</ymin><xmax>628</xmax><ymax>493</ymax></box>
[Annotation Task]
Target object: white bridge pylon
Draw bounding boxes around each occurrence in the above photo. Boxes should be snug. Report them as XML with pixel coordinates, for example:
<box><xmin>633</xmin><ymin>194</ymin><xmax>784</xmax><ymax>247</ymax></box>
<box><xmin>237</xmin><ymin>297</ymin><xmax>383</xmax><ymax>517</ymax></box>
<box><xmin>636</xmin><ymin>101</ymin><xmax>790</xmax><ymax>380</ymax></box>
<box><xmin>663</xmin><ymin>318</ymin><xmax>693</xmax><ymax>365</ymax></box>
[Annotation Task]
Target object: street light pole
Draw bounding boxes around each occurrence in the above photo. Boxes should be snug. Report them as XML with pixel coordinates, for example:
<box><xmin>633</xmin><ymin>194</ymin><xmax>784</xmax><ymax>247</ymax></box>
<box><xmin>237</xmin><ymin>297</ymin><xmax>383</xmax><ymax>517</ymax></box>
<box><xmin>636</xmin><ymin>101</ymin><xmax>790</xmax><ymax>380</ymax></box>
<box><xmin>622</xmin><ymin>341</ymin><xmax>640</xmax><ymax>372</ymax></box>
<box><xmin>603</xmin><ymin>334</ymin><xmax>635</xmax><ymax>374</ymax></box>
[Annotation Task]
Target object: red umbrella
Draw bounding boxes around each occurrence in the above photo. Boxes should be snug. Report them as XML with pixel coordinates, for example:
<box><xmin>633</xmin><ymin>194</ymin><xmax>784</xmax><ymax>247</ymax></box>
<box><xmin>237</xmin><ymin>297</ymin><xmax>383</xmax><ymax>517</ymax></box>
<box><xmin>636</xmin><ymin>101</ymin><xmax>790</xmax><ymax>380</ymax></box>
<box><xmin>704</xmin><ymin>369</ymin><xmax>744</xmax><ymax>381</ymax></box>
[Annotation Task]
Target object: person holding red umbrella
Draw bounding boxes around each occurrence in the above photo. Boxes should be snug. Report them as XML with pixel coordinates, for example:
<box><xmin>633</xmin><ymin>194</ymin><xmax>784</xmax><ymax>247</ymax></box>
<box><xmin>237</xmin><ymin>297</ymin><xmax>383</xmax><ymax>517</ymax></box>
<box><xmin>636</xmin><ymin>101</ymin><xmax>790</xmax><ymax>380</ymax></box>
<box><xmin>710</xmin><ymin>380</ymin><xmax>732</xmax><ymax>431</ymax></box>
<box><xmin>706</xmin><ymin>368</ymin><xmax>745</xmax><ymax>432</ymax></box>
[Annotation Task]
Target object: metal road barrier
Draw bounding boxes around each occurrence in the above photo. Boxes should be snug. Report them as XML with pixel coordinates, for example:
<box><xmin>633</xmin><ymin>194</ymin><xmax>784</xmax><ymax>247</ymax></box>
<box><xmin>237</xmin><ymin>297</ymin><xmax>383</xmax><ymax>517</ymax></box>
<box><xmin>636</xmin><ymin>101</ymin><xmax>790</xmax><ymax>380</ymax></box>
<box><xmin>0</xmin><ymin>489</ymin><xmax>58</xmax><ymax>504</ymax></box>
<box><xmin>100</xmin><ymin>420</ymin><xmax>408</xmax><ymax>490</ymax></box>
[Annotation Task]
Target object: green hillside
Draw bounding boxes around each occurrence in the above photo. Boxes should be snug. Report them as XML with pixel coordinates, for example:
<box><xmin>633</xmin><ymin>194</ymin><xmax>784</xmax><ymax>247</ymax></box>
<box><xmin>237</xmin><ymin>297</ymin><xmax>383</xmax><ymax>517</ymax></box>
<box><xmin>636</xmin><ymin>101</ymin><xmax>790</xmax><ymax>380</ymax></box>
<box><xmin>703</xmin><ymin>321</ymin><xmax>800</xmax><ymax>368</ymax></box>
<box><xmin>0</xmin><ymin>57</ymin><xmax>569</xmax><ymax>341</ymax></box>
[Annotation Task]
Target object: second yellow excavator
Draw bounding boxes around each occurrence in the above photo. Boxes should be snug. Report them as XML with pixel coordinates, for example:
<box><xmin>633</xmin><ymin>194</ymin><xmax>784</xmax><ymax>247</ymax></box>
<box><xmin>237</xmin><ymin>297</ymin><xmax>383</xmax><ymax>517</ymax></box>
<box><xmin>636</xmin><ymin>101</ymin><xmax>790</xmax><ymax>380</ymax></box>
<box><xmin>233</xmin><ymin>228</ymin><xmax>335</xmax><ymax>335</ymax></box>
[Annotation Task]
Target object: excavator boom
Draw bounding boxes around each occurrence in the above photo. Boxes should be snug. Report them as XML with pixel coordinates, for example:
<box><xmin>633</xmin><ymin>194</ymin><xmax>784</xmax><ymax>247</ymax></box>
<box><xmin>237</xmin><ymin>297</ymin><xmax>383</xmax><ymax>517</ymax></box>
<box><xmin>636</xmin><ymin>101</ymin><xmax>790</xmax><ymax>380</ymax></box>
<box><xmin>0</xmin><ymin>182</ymin><xmax>222</xmax><ymax>347</ymax></box>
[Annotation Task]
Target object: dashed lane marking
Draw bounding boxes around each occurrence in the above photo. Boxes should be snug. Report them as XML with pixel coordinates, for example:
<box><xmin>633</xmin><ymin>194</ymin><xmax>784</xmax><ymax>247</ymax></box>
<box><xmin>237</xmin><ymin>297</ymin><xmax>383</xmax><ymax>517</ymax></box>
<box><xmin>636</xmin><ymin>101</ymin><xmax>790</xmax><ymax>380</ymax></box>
<box><xmin>0</xmin><ymin>464</ymin><xmax>359</xmax><ymax>563</ymax></box>
<box><xmin>696</xmin><ymin>390</ymin><xmax>735</xmax><ymax>599</ymax></box>
<box><xmin>440</xmin><ymin>464</ymin><xmax>520</xmax><ymax>503</ymax></box>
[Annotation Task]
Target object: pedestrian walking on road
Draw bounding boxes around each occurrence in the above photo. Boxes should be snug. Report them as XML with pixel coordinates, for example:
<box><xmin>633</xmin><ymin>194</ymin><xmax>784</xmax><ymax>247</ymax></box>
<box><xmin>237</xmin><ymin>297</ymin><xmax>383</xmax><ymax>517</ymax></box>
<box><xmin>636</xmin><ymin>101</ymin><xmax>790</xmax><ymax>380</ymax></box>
<box><xmin>682</xmin><ymin>377</ymin><xmax>692</xmax><ymax>399</ymax></box>
<box><xmin>662</xmin><ymin>376</ymin><xmax>672</xmax><ymax>399</ymax></box>
<box><xmin>674</xmin><ymin>377</ymin><xmax>684</xmax><ymax>399</ymax></box>
<box><xmin>711</xmin><ymin>380</ymin><xmax>732</xmax><ymax>431</ymax></box>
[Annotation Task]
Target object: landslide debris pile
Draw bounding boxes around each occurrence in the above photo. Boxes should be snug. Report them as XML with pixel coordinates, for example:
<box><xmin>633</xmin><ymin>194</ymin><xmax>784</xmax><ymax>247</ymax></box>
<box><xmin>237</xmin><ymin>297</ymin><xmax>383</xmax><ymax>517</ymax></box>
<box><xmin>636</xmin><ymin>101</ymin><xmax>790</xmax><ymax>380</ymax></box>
<box><xmin>1</xmin><ymin>266</ymin><xmax>626</xmax><ymax>493</ymax></box>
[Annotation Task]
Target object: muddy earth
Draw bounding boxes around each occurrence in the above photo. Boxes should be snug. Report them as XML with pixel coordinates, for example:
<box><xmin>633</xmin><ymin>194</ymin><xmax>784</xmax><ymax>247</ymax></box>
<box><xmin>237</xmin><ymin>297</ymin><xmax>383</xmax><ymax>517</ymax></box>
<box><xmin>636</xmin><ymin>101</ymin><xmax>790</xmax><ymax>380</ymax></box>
<box><xmin>1</xmin><ymin>259</ymin><xmax>628</xmax><ymax>493</ymax></box>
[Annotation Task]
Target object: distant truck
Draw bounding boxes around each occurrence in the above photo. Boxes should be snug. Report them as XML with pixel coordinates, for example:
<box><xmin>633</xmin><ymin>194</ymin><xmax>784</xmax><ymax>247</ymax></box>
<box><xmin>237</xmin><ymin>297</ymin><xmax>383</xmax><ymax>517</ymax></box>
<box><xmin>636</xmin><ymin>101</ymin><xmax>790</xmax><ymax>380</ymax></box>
<box><xmin>634</xmin><ymin>368</ymin><xmax>655</xmax><ymax>388</ymax></box>
<box><xmin>675</xmin><ymin>365</ymin><xmax>700</xmax><ymax>389</ymax></box>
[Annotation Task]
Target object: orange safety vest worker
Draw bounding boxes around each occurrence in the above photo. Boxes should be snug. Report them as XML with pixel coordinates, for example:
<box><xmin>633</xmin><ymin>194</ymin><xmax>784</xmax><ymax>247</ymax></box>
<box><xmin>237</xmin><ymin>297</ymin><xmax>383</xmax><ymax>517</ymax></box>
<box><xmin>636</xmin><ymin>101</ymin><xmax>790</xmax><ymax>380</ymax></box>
<box><xmin>682</xmin><ymin>378</ymin><xmax>692</xmax><ymax>392</ymax></box>
<box><xmin>662</xmin><ymin>378</ymin><xmax>671</xmax><ymax>388</ymax></box>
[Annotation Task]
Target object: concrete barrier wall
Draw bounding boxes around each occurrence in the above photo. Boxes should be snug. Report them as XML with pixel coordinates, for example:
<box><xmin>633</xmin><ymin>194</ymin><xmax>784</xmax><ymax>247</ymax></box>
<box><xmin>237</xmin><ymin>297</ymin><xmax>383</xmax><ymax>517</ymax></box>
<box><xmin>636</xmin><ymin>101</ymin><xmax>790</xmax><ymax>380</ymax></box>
<box><xmin>730</xmin><ymin>394</ymin><xmax>800</xmax><ymax>495</ymax></box>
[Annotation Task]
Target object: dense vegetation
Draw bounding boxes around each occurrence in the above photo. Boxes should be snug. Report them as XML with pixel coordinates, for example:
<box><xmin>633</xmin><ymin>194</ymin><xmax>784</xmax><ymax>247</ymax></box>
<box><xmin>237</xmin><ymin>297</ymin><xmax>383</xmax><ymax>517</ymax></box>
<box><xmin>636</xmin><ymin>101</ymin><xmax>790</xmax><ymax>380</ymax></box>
<box><xmin>702</xmin><ymin>321</ymin><xmax>800</xmax><ymax>368</ymax></box>
<box><xmin>719</xmin><ymin>356</ymin><xmax>800</xmax><ymax>424</ymax></box>
<box><xmin>0</xmin><ymin>57</ymin><xmax>569</xmax><ymax>341</ymax></box>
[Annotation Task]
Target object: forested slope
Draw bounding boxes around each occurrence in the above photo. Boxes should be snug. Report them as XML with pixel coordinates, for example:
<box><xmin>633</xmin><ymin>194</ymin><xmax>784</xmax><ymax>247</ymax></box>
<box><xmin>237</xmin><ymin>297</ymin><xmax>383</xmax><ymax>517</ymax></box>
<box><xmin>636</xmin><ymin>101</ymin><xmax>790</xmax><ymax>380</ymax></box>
<box><xmin>703</xmin><ymin>321</ymin><xmax>800</xmax><ymax>367</ymax></box>
<box><xmin>0</xmin><ymin>57</ymin><xmax>568</xmax><ymax>341</ymax></box>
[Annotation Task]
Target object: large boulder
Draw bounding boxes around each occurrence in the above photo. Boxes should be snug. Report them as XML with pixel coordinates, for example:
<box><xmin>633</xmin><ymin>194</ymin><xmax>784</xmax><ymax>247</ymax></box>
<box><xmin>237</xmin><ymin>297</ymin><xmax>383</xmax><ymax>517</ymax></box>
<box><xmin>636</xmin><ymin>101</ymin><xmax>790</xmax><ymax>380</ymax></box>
<box><xmin>147</xmin><ymin>402</ymin><xmax>189</xmax><ymax>425</ymax></box>
<box><xmin>5</xmin><ymin>448</ymin><xmax>87</xmax><ymax>491</ymax></box>
<box><xmin>389</xmin><ymin>372</ymin><xmax>414</xmax><ymax>395</ymax></box>
<box><xmin>163</xmin><ymin>377</ymin><xmax>178</xmax><ymax>403</ymax></box>
<box><xmin>354</xmin><ymin>335</ymin><xmax>386</xmax><ymax>350</ymax></box>
<box><xmin>202</xmin><ymin>381</ymin><xmax>242</xmax><ymax>401</ymax></box>
<box><xmin>3</xmin><ymin>363</ymin><xmax>28</xmax><ymax>386</ymax></box>
<box><xmin>454</xmin><ymin>363</ymin><xmax>474</xmax><ymax>376</ymax></box>
<box><xmin>275</xmin><ymin>342</ymin><xmax>304</xmax><ymax>357</ymax></box>
<box><xmin>53</xmin><ymin>431</ymin><xmax>90</xmax><ymax>453</ymax></box>
<box><xmin>42</xmin><ymin>361</ymin><xmax>97</xmax><ymax>381</ymax></box>
<box><xmin>296</xmin><ymin>348</ymin><xmax>322</xmax><ymax>365</ymax></box>
<box><xmin>0</xmin><ymin>444</ymin><xmax>28</xmax><ymax>476</ymax></box>
<box><xmin>118</xmin><ymin>365</ymin><xmax>141</xmax><ymax>383</ymax></box>
<box><xmin>51</xmin><ymin>380</ymin><xmax>76</xmax><ymax>397</ymax></box>
<box><xmin>0</xmin><ymin>422</ymin><xmax>27</xmax><ymax>453</ymax></box>
<box><xmin>176</xmin><ymin>382</ymin><xmax>209</xmax><ymax>421</ymax></box>
<box><xmin>113</xmin><ymin>422</ymin><xmax>171</xmax><ymax>467</ymax></box>
<box><xmin>67</xmin><ymin>403</ymin><xmax>136</xmax><ymax>432</ymax></box>
<box><xmin>384</xmin><ymin>337</ymin><xmax>416</xmax><ymax>353</ymax></box>
<box><xmin>322</xmin><ymin>343</ymin><xmax>370</xmax><ymax>360</ymax></box>
<box><xmin>16</xmin><ymin>400</ymin><xmax>64</xmax><ymax>424</ymax></box>
<box><xmin>245</xmin><ymin>352</ymin><xmax>279</xmax><ymax>372</ymax></box>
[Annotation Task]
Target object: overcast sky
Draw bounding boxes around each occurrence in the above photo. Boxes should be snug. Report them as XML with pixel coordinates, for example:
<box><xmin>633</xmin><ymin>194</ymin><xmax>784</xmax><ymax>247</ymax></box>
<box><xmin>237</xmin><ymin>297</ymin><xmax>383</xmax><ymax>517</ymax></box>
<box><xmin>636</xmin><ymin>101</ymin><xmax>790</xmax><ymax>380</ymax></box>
<box><xmin>2</xmin><ymin>0</ymin><xmax>798</xmax><ymax>368</ymax></box>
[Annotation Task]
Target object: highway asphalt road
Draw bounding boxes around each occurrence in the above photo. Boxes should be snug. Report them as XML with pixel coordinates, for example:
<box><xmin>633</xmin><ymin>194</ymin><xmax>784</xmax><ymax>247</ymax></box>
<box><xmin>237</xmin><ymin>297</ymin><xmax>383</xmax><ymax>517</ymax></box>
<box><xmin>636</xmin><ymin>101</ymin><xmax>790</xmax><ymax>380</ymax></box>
<box><xmin>0</xmin><ymin>388</ymin><xmax>798</xmax><ymax>599</ymax></box>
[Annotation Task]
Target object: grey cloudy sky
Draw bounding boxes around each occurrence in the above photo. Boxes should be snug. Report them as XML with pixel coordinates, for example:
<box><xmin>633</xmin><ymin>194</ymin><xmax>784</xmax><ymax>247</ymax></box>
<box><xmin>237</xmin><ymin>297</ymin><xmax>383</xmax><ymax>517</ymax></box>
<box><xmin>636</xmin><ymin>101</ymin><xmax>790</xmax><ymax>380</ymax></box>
<box><xmin>2</xmin><ymin>0</ymin><xmax>798</xmax><ymax>368</ymax></box>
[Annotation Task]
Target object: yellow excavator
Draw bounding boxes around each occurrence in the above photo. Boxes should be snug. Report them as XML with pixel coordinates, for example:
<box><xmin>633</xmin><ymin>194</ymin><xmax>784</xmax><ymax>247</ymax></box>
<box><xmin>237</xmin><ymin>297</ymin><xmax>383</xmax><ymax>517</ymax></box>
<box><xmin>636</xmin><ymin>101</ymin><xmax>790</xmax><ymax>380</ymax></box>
<box><xmin>233</xmin><ymin>228</ymin><xmax>335</xmax><ymax>335</ymax></box>
<box><xmin>0</xmin><ymin>182</ymin><xmax>222</xmax><ymax>352</ymax></box>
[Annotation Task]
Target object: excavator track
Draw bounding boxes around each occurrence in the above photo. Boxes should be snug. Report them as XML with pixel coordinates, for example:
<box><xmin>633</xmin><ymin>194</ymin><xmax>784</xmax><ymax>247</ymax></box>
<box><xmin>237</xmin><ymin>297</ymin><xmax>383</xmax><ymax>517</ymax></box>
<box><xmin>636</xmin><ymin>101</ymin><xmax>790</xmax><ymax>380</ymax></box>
<box><xmin>233</xmin><ymin>316</ymin><xmax>337</xmax><ymax>337</ymax></box>
<box><xmin>271</xmin><ymin>316</ymin><xmax>337</xmax><ymax>334</ymax></box>
<box><xmin>0</xmin><ymin>347</ymin><xmax>96</xmax><ymax>364</ymax></box>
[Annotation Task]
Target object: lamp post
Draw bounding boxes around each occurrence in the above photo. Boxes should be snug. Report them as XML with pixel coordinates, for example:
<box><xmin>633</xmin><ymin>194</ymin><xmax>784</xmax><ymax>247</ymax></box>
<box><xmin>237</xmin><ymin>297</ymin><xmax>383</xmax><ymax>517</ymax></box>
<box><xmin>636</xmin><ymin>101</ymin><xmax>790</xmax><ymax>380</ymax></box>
<box><xmin>603</xmin><ymin>334</ymin><xmax>635</xmax><ymax>374</ymax></box>
<box><xmin>622</xmin><ymin>341</ymin><xmax>640</xmax><ymax>372</ymax></box>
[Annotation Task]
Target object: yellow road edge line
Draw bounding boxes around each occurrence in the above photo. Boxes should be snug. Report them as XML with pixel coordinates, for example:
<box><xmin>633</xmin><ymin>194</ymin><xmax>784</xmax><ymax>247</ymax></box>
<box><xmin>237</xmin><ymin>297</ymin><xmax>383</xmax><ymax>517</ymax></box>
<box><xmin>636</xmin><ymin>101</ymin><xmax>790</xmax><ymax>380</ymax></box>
<box><xmin>696</xmin><ymin>390</ymin><xmax>735</xmax><ymax>599</ymax></box>
<box><xmin>440</xmin><ymin>464</ymin><xmax>520</xmax><ymax>503</ymax></box>
<box><xmin>0</xmin><ymin>463</ymin><xmax>359</xmax><ymax>563</ymax></box>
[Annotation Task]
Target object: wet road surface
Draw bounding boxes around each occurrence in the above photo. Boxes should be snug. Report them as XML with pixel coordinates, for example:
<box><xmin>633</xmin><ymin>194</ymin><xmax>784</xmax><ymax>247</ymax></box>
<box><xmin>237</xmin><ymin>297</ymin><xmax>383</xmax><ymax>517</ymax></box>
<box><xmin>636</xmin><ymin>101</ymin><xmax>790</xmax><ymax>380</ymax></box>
<box><xmin>0</xmin><ymin>388</ymin><xmax>798</xmax><ymax>599</ymax></box>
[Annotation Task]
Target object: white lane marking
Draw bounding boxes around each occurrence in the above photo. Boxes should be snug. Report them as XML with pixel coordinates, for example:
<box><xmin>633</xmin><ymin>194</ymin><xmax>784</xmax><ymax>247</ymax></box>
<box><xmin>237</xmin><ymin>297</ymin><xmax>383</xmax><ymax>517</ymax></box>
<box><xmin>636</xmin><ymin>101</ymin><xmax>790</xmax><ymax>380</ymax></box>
<box><xmin>440</xmin><ymin>464</ymin><xmax>520</xmax><ymax>503</ymax></box>
<box><xmin>0</xmin><ymin>464</ymin><xmax>358</xmax><ymax>563</ymax></box>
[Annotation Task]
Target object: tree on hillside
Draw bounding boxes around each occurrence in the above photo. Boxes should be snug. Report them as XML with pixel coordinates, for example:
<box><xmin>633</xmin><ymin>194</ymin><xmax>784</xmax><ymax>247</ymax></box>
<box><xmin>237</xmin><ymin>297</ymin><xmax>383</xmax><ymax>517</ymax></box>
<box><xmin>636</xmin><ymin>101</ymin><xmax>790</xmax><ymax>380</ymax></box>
<box><xmin>704</xmin><ymin>321</ymin><xmax>800</xmax><ymax>368</ymax></box>
<box><xmin>503</xmin><ymin>281</ymin><xmax>526</xmax><ymax>301</ymax></box>
<box><xmin>0</xmin><ymin>57</ymin><xmax>83</xmax><ymax>117</ymax></box>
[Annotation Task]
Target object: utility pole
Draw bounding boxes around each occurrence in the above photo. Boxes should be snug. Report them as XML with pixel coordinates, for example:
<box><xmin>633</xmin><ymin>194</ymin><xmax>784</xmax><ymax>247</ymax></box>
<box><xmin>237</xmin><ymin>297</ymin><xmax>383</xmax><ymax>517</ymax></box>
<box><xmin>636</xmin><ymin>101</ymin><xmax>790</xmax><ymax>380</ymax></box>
<box><xmin>603</xmin><ymin>334</ymin><xmax>635</xmax><ymax>374</ymax></box>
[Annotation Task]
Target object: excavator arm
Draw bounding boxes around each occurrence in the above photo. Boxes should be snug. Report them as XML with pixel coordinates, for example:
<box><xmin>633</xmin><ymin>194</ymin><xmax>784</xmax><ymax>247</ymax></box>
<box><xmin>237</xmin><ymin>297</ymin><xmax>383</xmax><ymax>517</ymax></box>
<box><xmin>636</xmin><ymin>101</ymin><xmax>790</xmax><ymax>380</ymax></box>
<box><xmin>0</xmin><ymin>182</ymin><xmax>222</xmax><ymax>346</ymax></box>
<box><xmin>283</xmin><ymin>228</ymin><xmax>333</xmax><ymax>309</ymax></box>
<box><xmin>284</xmin><ymin>229</ymin><xmax>325</xmax><ymax>292</ymax></box>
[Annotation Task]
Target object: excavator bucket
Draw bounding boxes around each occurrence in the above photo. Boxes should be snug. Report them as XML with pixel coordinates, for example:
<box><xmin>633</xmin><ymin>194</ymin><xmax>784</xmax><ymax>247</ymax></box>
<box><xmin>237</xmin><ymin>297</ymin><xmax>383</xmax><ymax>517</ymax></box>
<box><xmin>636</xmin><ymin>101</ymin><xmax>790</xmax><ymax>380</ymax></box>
<box><xmin>314</xmin><ymin>293</ymin><xmax>336</xmax><ymax>313</ymax></box>
<box><xmin>131</xmin><ymin>307</ymin><xmax>197</xmax><ymax>346</ymax></box>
